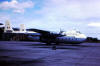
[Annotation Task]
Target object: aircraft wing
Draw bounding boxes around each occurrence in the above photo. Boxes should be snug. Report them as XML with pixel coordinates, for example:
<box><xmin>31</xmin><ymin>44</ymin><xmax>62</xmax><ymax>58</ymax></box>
<box><xmin>27</xmin><ymin>28</ymin><xmax>50</xmax><ymax>34</ymax></box>
<box><xmin>27</xmin><ymin>28</ymin><xmax>64</xmax><ymax>37</ymax></box>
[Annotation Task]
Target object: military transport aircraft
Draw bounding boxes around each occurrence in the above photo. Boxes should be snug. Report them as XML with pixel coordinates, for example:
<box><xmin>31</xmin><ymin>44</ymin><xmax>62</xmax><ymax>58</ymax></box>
<box><xmin>3</xmin><ymin>21</ymin><xmax>87</xmax><ymax>45</ymax></box>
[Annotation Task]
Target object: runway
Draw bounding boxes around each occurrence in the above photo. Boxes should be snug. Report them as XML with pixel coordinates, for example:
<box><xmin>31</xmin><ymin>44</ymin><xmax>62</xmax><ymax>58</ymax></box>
<box><xmin>0</xmin><ymin>41</ymin><xmax>100</xmax><ymax>66</ymax></box>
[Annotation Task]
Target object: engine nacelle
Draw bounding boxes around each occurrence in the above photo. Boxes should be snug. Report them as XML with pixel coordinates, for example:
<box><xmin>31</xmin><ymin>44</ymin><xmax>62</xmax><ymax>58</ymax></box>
<box><xmin>28</xmin><ymin>36</ymin><xmax>40</xmax><ymax>41</ymax></box>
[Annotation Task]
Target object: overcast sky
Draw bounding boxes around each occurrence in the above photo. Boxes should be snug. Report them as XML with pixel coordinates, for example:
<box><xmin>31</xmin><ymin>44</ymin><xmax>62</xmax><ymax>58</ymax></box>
<box><xmin>0</xmin><ymin>0</ymin><xmax>100</xmax><ymax>39</ymax></box>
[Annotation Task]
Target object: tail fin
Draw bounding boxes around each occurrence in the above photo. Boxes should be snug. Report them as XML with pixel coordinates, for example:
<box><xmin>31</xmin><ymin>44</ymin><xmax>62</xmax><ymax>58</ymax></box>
<box><xmin>4</xmin><ymin>20</ymin><xmax>13</xmax><ymax>33</ymax></box>
<box><xmin>20</xmin><ymin>24</ymin><xmax>26</xmax><ymax>33</ymax></box>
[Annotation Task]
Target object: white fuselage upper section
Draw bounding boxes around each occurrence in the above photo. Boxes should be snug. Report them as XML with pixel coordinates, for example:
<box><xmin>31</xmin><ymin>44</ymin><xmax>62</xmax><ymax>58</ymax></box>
<box><xmin>62</xmin><ymin>30</ymin><xmax>87</xmax><ymax>38</ymax></box>
<box><xmin>55</xmin><ymin>30</ymin><xmax>87</xmax><ymax>44</ymax></box>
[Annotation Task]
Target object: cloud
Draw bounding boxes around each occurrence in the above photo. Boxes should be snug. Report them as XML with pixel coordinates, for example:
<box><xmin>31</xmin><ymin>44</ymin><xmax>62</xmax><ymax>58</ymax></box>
<box><xmin>34</xmin><ymin>0</ymin><xmax>100</xmax><ymax>39</ymax></box>
<box><xmin>0</xmin><ymin>14</ymin><xmax>10</xmax><ymax>23</ymax></box>
<box><xmin>38</xmin><ymin>0</ymin><xmax>100</xmax><ymax>20</ymax></box>
<box><xmin>88</xmin><ymin>22</ymin><xmax>100</xmax><ymax>27</ymax></box>
<box><xmin>0</xmin><ymin>0</ymin><xmax>34</xmax><ymax>13</ymax></box>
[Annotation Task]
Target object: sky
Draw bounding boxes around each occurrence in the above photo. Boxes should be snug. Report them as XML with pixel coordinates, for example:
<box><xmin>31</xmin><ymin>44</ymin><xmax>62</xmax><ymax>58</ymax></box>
<box><xmin>0</xmin><ymin>0</ymin><xmax>100</xmax><ymax>39</ymax></box>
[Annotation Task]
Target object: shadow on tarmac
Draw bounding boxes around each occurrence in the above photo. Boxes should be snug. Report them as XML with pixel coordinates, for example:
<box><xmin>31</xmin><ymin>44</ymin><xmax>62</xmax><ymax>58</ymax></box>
<box><xmin>0</xmin><ymin>59</ymin><xmax>43</xmax><ymax>66</ymax></box>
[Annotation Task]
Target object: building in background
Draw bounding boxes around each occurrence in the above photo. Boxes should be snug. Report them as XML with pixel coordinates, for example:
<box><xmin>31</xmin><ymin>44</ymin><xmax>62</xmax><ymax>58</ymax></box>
<box><xmin>2</xmin><ymin>20</ymin><xmax>38</xmax><ymax>41</ymax></box>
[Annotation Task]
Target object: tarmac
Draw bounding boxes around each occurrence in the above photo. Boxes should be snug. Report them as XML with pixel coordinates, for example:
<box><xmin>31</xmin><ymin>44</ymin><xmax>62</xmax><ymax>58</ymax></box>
<box><xmin>0</xmin><ymin>41</ymin><xmax>100</xmax><ymax>66</ymax></box>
